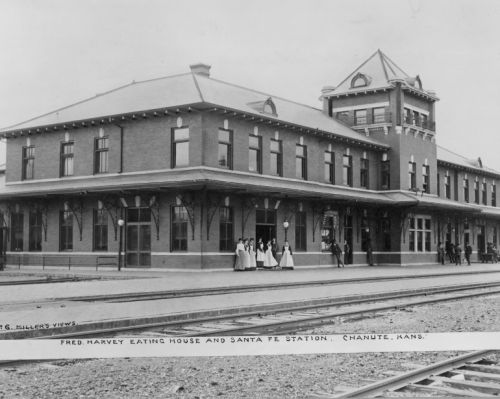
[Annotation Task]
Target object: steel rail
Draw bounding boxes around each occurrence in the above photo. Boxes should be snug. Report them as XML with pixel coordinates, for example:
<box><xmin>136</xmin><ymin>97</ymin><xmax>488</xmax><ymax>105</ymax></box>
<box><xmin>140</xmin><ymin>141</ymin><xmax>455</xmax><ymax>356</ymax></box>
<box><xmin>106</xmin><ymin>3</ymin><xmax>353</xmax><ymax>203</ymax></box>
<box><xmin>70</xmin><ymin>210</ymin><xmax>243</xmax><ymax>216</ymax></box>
<box><xmin>309</xmin><ymin>350</ymin><xmax>498</xmax><ymax>398</ymax></box>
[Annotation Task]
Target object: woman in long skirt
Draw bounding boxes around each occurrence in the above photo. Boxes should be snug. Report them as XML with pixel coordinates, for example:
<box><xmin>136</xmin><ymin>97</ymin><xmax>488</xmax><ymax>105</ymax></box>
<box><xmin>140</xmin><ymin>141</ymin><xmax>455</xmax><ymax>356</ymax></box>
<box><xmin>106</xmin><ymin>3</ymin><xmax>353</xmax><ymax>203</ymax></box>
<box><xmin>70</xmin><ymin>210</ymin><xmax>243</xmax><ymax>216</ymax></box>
<box><xmin>279</xmin><ymin>241</ymin><xmax>294</xmax><ymax>269</ymax></box>
<box><xmin>241</xmin><ymin>238</ymin><xmax>251</xmax><ymax>271</ymax></box>
<box><xmin>256</xmin><ymin>240</ymin><xmax>266</xmax><ymax>269</ymax></box>
<box><xmin>234</xmin><ymin>238</ymin><xmax>245</xmax><ymax>271</ymax></box>
<box><xmin>248</xmin><ymin>238</ymin><xmax>257</xmax><ymax>271</ymax></box>
<box><xmin>264</xmin><ymin>240</ymin><xmax>278</xmax><ymax>269</ymax></box>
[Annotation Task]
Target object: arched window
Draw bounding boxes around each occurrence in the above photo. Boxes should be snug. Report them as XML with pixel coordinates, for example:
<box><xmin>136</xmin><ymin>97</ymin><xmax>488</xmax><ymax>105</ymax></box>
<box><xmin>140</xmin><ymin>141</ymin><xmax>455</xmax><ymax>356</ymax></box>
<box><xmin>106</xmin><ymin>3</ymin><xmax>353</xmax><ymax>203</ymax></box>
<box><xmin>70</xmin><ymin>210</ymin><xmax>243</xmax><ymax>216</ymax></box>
<box><xmin>350</xmin><ymin>72</ymin><xmax>371</xmax><ymax>88</ymax></box>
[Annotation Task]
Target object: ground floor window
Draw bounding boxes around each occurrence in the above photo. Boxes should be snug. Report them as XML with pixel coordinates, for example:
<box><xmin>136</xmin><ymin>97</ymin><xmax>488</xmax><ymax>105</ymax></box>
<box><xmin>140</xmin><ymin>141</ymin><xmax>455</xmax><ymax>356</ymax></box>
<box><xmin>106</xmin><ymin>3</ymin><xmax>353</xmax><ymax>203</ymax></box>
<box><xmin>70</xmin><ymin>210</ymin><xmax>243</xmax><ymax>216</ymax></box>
<box><xmin>171</xmin><ymin>206</ymin><xmax>188</xmax><ymax>251</ymax></box>
<box><xmin>295</xmin><ymin>211</ymin><xmax>306</xmax><ymax>251</ymax></box>
<box><xmin>361</xmin><ymin>210</ymin><xmax>369</xmax><ymax>251</ymax></box>
<box><xmin>219</xmin><ymin>207</ymin><xmax>233</xmax><ymax>251</ymax></box>
<box><xmin>11</xmin><ymin>212</ymin><xmax>24</xmax><ymax>252</ymax></box>
<box><xmin>321</xmin><ymin>211</ymin><xmax>337</xmax><ymax>251</ymax></box>
<box><xmin>29</xmin><ymin>210</ymin><xmax>42</xmax><ymax>251</ymax></box>
<box><xmin>255</xmin><ymin>209</ymin><xmax>276</xmax><ymax>244</ymax></box>
<box><xmin>59</xmin><ymin>210</ymin><xmax>73</xmax><ymax>251</ymax></box>
<box><xmin>93</xmin><ymin>209</ymin><xmax>108</xmax><ymax>251</ymax></box>
<box><xmin>380</xmin><ymin>212</ymin><xmax>391</xmax><ymax>251</ymax></box>
<box><xmin>409</xmin><ymin>216</ymin><xmax>431</xmax><ymax>252</ymax></box>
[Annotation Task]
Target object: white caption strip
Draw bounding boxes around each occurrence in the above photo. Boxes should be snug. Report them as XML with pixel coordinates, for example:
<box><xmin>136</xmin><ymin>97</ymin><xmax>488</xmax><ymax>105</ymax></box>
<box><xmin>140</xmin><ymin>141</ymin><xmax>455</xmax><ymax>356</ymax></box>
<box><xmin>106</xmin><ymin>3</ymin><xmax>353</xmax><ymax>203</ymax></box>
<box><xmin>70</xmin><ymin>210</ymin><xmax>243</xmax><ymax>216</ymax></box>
<box><xmin>1</xmin><ymin>333</ymin><xmax>500</xmax><ymax>360</ymax></box>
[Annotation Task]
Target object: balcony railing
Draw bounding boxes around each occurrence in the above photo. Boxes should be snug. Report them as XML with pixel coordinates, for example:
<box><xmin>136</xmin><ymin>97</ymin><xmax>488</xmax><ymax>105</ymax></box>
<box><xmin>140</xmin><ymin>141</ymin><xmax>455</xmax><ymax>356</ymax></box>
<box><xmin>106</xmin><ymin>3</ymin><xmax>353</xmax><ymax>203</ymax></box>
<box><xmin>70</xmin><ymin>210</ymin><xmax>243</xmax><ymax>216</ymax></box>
<box><xmin>404</xmin><ymin>115</ymin><xmax>436</xmax><ymax>132</ymax></box>
<box><xmin>350</xmin><ymin>111</ymin><xmax>392</xmax><ymax>126</ymax></box>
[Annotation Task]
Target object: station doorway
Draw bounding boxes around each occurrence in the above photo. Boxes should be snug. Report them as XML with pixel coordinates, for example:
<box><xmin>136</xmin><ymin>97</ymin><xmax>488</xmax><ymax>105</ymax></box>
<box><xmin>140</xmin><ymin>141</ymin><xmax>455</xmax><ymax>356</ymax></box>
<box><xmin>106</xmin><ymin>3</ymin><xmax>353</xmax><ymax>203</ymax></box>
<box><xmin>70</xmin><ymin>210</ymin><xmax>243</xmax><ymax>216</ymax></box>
<box><xmin>477</xmin><ymin>225</ymin><xmax>485</xmax><ymax>255</ymax></box>
<box><xmin>255</xmin><ymin>209</ymin><xmax>276</xmax><ymax>244</ymax></box>
<box><xmin>126</xmin><ymin>207</ymin><xmax>151</xmax><ymax>267</ymax></box>
<box><xmin>344</xmin><ymin>214</ymin><xmax>353</xmax><ymax>264</ymax></box>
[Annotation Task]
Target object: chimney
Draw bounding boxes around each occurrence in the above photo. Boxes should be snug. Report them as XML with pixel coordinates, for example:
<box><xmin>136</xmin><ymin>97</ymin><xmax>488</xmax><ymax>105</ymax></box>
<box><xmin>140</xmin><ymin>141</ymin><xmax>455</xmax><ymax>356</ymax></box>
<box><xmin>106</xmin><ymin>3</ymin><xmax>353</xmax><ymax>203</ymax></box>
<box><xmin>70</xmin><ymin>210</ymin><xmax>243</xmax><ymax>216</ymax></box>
<box><xmin>190</xmin><ymin>63</ymin><xmax>211</xmax><ymax>77</ymax></box>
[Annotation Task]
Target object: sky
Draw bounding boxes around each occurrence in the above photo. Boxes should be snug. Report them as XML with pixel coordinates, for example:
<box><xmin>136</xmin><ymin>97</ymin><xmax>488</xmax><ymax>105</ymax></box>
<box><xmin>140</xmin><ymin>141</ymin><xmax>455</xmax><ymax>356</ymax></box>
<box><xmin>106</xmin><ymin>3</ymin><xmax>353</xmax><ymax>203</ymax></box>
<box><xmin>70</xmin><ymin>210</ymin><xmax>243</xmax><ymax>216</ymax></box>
<box><xmin>1</xmin><ymin>0</ymin><xmax>500</xmax><ymax>169</ymax></box>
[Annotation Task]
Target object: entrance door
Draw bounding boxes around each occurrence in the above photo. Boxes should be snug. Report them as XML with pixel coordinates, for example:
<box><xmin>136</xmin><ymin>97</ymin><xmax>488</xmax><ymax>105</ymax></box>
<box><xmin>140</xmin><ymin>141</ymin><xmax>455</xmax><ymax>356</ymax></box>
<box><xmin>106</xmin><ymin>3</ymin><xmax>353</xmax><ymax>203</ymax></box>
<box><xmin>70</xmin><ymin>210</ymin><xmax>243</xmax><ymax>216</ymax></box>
<box><xmin>344</xmin><ymin>214</ymin><xmax>353</xmax><ymax>264</ymax></box>
<box><xmin>477</xmin><ymin>225</ymin><xmax>485</xmax><ymax>257</ymax></box>
<box><xmin>255</xmin><ymin>209</ymin><xmax>276</xmax><ymax>244</ymax></box>
<box><xmin>126</xmin><ymin>207</ymin><xmax>151</xmax><ymax>267</ymax></box>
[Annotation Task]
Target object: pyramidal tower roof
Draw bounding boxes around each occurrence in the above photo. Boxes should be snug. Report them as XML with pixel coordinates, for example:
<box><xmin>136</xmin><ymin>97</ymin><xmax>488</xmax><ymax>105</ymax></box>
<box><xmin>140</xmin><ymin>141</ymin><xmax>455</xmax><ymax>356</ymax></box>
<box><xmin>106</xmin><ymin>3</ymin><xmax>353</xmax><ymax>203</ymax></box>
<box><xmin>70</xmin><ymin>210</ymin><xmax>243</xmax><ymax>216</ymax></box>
<box><xmin>322</xmin><ymin>49</ymin><xmax>438</xmax><ymax>100</ymax></box>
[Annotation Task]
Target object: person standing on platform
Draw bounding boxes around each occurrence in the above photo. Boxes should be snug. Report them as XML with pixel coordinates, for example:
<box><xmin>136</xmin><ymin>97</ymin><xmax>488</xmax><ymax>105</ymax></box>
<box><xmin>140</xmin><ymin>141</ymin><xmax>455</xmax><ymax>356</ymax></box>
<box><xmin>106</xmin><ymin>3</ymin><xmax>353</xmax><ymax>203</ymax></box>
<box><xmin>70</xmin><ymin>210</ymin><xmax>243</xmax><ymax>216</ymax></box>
<box><xmin>465</xmin><ymin>243</ymin><xmax>472</xmax><ymax>266</ymax></box>
<box><xmin>455</xmin><ymin>243</ymin><xmax>462</xmax><ymax>265</ymax></box>
<box><xmin>366</xmin><ymin>238</ymin><xmax>374</xmax><ymax>266</ymax></box>
<box><xmin>242</xmin><ymin>238</ymin><xmax>251</xmax><ymax>271</ymax></box>
<box><xmin>343</xmin><ymin>240</ymin><xmax>350</xmax><ymax>265</ymax></box>
<box><xmin>264</xmin><ymin>240</ymin><xmax>278</xmax><ymax>269</ymax></box>
<box><xmin>271</xmin><ymin>238</ymin><xmax>278</xmax><ymax>263</ymax></box>
<box><xmin>256</xmin><ymin>240</ymin><xmax>266</xmax><ymax>269</ymax></box>
<box><xmin>279</xmin><ymin>241</ymin><xmax>294</xmax><ymax>269</ymax></box>
<box><xmin>438</xmin><ymin>241</ymin><xmax>445</xmax><ymax>265</ymax></box>
<box><xmin>331</xmin><ymin>239</ymin><xmax>344</xmax><ymax>268</ymax></box>
<box><xmin>234</xmin><ymin>238</ymin><xmax>245</xmax><ymax>271</ymax></box>
<box><xmin>248</xmin><ymin>238</ymin><xmax>257</xmax><ymax>271</ymax></box>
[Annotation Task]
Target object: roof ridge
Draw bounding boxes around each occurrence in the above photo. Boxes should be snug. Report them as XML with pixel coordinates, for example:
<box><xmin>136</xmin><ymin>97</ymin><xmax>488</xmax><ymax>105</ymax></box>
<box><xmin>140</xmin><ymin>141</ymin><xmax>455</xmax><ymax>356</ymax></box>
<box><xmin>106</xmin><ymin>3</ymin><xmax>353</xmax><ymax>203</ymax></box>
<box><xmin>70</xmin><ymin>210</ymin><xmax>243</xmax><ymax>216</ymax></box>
<box><xmin>437</xmin><ymin>144</ymin><xmax>474</xmax><ymax>162</ymax></box>
<box><xmin>378</xmin><ymin>49</ymin><xmax>390</xmax><ymax>80</ymax></box>
<box><xmin>380</xmin><ymin>50</ymin><xmax>410</xmax><ymax>78</ymax></box>
<box><xmin>191</xmin><ymin>73</ymin><xmax>205</xmax><ymax>102</ymax></box>
<box><xmin>1</xmin><ymin>72</ymin><xmax>193</xmax><ymax>131</ymax></box>
<box><xmin>199</xmin><ymin>74</ymin><xmax>324</xmax><ymax>112</ymax></box>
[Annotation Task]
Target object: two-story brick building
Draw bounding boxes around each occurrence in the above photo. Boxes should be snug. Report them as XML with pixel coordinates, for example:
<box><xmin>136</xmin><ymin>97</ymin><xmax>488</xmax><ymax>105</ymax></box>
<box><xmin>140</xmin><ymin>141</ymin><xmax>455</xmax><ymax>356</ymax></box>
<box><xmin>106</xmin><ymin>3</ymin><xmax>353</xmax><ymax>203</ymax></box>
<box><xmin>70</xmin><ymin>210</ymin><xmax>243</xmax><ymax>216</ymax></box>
<box><xmin>1</xmin><ymin>50</ymin><xmax>499</xmax><ymax>269</ymax></box>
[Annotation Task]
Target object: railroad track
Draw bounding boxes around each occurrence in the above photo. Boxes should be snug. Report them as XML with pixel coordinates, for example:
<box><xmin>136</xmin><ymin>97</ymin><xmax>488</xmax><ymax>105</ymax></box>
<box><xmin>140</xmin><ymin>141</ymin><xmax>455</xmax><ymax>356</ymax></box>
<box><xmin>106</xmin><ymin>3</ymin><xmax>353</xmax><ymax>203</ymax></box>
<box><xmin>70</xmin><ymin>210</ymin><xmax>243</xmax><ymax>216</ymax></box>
<box><xmin>311</xmin><ymin>350</ymin><xmax>500</xmax><ymax>398</ymax></box>
<box><xmin>0</xmin><ymin>276</ymin><xmax>98</xmax><ymax>286</ymax></box>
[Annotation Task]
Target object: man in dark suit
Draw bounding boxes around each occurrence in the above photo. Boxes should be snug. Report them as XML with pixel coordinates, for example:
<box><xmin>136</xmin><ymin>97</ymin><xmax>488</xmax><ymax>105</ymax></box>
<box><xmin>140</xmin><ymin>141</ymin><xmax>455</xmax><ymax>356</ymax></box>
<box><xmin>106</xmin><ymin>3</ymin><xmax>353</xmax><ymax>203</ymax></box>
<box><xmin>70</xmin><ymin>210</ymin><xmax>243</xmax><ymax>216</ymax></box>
<box><xmin>331</xmin><ymin>239</ymin><xmax>344</xmax><ymax>268</ymax></box>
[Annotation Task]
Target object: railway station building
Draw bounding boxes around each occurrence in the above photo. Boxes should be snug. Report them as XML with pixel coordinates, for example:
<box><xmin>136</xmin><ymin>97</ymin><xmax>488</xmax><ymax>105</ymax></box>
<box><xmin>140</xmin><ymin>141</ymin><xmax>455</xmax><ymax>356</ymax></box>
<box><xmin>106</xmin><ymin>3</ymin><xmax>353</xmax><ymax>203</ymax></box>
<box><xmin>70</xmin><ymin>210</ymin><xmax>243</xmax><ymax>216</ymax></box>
<box><xmin>1</xmin><ymin>50</ymin><xmax>500</xmax><ymax>269</ymax></box>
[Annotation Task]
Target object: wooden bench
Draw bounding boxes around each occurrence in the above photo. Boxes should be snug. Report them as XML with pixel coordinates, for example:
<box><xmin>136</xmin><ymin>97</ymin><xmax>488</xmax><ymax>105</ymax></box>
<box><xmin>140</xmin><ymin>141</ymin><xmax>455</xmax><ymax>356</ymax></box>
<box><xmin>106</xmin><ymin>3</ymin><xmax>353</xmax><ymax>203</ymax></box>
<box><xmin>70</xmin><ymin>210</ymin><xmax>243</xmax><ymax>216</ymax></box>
<box><xmin>480</xmin><ymin>253</ymin><xmax>497</xmax><ymax>263</ymax></box>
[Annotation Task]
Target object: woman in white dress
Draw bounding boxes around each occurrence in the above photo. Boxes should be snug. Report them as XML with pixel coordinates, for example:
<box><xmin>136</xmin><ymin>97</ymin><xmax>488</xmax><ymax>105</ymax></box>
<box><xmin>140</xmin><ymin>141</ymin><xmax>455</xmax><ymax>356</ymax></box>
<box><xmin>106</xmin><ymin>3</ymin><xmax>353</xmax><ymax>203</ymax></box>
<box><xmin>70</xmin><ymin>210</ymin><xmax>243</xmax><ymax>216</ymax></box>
<box><xmin>241</xmin><ymin>238</ymin><xmax>251</xmax><ymax>271</ymax></box>
<box><xmin>234</xmin><ymin>238</ymin><xmax>245</xmax><ymax>271</ymax></box>
<box><xmin>264</xmin><ymin>240</ymin><xmax>278</xmax><ymax>269</ymax></box>
<box><xmin>248</xmin><ymin>238</ymin><xmax>257</xmax><ymax>271</ymax></box>
<box><xmin>256</xmin><ymin>240</ymin><xmax>266</xmax><ymax>269</ymax></box>
<box><xmin>279</xmin><ymin>241</ymin><xmax>294</xmax><ymax>269</ymax></box>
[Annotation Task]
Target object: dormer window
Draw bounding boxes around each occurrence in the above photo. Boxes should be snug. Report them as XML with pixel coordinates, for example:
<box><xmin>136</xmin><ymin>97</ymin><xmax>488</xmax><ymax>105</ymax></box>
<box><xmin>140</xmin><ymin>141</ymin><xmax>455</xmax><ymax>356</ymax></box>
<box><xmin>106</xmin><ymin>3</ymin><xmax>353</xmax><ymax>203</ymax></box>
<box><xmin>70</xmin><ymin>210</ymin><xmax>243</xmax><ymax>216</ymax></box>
<box><xmin>350</xmin><ymin>72</ymin><xmax>371</xmax><ymax>88</ymax></box>
<box><xmin>247</xmin><ymin>97</ymin><xmax>277</xmax><ymax>116</ymax></box>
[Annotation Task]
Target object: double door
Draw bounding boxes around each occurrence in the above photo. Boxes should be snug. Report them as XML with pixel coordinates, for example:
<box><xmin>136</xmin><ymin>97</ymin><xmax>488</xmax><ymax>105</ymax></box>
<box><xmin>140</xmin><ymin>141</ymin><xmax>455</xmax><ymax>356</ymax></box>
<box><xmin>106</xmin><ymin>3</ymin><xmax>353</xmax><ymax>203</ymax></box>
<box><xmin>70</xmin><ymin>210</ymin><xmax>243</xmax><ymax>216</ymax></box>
<box><xmin>126</xmin><ymin>207</ymin><xmax>151</xmax><ymax>267</ymax></box>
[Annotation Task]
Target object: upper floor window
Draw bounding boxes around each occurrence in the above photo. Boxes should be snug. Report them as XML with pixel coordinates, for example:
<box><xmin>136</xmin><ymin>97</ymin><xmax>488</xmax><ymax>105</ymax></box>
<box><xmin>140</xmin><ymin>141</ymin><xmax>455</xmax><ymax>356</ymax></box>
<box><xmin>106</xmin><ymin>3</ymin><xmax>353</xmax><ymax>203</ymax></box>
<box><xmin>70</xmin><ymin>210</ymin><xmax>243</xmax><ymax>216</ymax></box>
<box><xmin>372</xmin><ymin>107</ymin><xmax>385</xmax><ymax>124</ymax></box>
<box><xmin>342</xmin><ymin>154</ymin><xmax>353</xmax><ymax>187</ymax></box>
<box><xmin>492</xmin><ymin>183</ymin><xmax>497</xmax><ymax>207</ymax></box>
<box><xmin>295</xmin><ymin>144</ymin><xmax>307</xmax><ymax>180</ymax></box>
<box><xmin>404</xmin><ymin>108</ymin><xmax>411</xmax><ymax>124</ymax></box>
<box><xmin>422</xmin><ymin>165</ymin><xmax>430</xmax><ymax>193</ymax></box>
<box><xmin>249</xmin><ymin>135</ymin><xmax>262</xmax><ymax>173</ymax></box>
<box><xmin>218</xmin><ymin>129</ymin><xmax>232</xmax><ymax>169</ymax></box>
<box><xmin>421</xmin><ymin>114</ymin><xmax>428</xmax><ymax>129</ymax></box>
<box><xmin>413</xmin><ymin>110</ymin><xmax>420</xmax><ymax>126</ymax></box>
<box><xmin>351</xmin><ymin>72</ymin><xmax>371</xmax><ymax>88</ymax></box>
<box><xmin>463</xmin><ymin>177</ymin><xmax>469</xmax><ymax>203</ymax></box>
<box><xmin>444</xmin><ymin>174</ymin><xmax>451</xmax><ymax>199</ymax></box>
<box><xmin>482</xmin><ymin>181</ymin><xmax>488</xmax><ymax>205</ymax></box>
<box><xmin>474</xmin><ymin>178</ymin><xmax>480</xmax><ymax>204</ymax></box>
<box><xmin>94</xmin><ymin>137</ymin><xmax>109</xmax><ymax>174</ymax></box>
<box><xmin>172</xmin><ymin>127</ymin><xmax>189</xmax><ymax>168</ymax></box>
<box><xmin>354</xmin><ymin>109</ymin><xmax>367</xmax><ymax>125</ymax></box>
<box><xmin>22</xmin><ymin>146</ymin><xmax>35</xmax><ymax>180</ymax></box>
<box><xmin>270</xmin><ymin>139</ymin><xmax>282</xmax><ymax>177</ymax></box>
<box><xmin>381</xmin><ymin>159</ymin><xmax>390</xmax><ymax>190</ymax></box>
<box><xmin>408</xmin><ymin>162</ymin><xmax>417</xmax><ymax>190</ymax></box>
<box><xmin>324</xmin><ymin>151</ymin><xmax>335</xmax><ymax>184</ymax></box>
<box><xmin>360</xmin><ymin>158</ymin><xmax>369</xmax><ymax>189</ymax></box>
<box><xmin>60</xmin><ymin>142</ymin><xmax>74</xmax><ymax>177</ymax></box>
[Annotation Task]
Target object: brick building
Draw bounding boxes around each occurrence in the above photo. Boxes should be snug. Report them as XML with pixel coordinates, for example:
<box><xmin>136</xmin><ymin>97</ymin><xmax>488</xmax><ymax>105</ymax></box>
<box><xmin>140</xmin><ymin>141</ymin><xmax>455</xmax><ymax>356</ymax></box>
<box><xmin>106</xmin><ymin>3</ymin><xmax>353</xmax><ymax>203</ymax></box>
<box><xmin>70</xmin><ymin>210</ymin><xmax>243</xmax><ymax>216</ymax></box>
<box><xmin>1</xmin><ymin>50</ymin><xmax>499</xmax><ymax>269</ymax></box>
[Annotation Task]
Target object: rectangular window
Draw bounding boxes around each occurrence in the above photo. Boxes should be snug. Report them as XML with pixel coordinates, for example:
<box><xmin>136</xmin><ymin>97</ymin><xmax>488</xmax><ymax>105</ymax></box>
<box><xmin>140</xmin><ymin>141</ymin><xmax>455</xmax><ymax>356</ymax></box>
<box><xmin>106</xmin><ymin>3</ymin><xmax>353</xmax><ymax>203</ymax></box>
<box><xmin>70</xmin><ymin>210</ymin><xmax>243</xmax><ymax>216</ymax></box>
<box><xmin>474</xmin><ymin>179</ymin><xmax>480</xmax><ymax>204</ymax></box>
<box><xmin>172</xmin><ymin>127</ymin><xmax>189</xmax><ymax>168</ymax></box>
<box><xmin>248</xmin><ymin>135</ymin><xmax>262</xmax><ymax>173</ymax></box>
<box><xmin>60</xmin><ymin>142</ymin><xmax>74</xmax><ymax>177</ymax></box>
<box><xmin>404</xmin><ymin>108</ymin><xmax>411</xmax><ymax>124</ymax></box>
<box><xmin>463</xmin><ymin>178</ymin><xmax>469</xmax><ymax>203</ymax></box>
<box><xmin>421</xmin><ymin>114</ymin><xmax>428</xmax><ymax>129</ymax></box>
<box><xmin>381</xmin><ymin>213</ymin><xmax>391</xmax><ymax>251</ymax></box>
<box><xmin>295</xmin><ymin>211</ymin><xmax>307</xmax><ymax>251</ymax></box>
<box><xmin>59</xmin><ymin>210</ymin><xmax>73</xmax><ymax>251</ymax></box>
<box><xmin>492</xmin><ymin>184</ymin><xmax>496</xmax><ymax>207</ymax></box>
<box><xmin>270</xmin><ymin>139</ymin><xmax>282</xmax><ymax>176</ymax></box>
<box><xmin>324</xmin><ymin>151</ymin><xmax>335</xmax><ymax>184</ymax></box>
<box><xmin>218</xmin><ymin>129</ymin><xmax>232</xmax><ymax>169</ymax></box>
<box><xmin>360</xmin><ymin>158</ymin><xmax>369</xmax><ymax>189</ymax></box>
<box><xmin>444</xmin><ymin>174</ymin><xmax>451</xmax><ymax>199</ymax></box>
<box><xmin>94</xmin><ymin>137</ymin><xmax>109</xmax><ymax>174</ymax></box>
<box><xmin>171</xmin><ymin>206</ymin><xmax>188</xmax><ymax>251</ymax></box>
<box><xmin>354</xmin><ymin>109</ymin><xmax>367</xmax><ymax>125</ymax></box>
<box><xmin>422</xmin><ymin>165</ymin><xmax>430</xmax><ymax>193</ymax></box>
<box><xmin>10</xmin><ymin>212</ymin><xmax>24</xmax><ymax>252</ymax></box>
<box><xmin>482</xmin><ymin>182</ymin><xmax>487</xmax><ymax>205</ymax></box>
<box><xmin>372</xmin><ymin>107</ymin><xmax>385</xmax><ymax>123</ymax></box>
<box><xmin>381</xmin><ymin>160</ymin><xmax>390</xmax><ymax>190</ymax></box>
<box><xmin>219</xmin><ymin>207</ymin><xmax>233</xmax><ymax>251</ymax></box>
<box><xmin>22</xmin><ymin>146</ymin><xmax>35</xmax><ymax>180</ymax></box>
<box><xmin>408</xmin><ymin>162</ymin><xmax>416</xmax><ymax>190</ymax></box>
<box><xmin>29</xmin><ymin>210</ymin><xmax>42</xmax><ymax>252</ymax></box>
<box><xmin>93</xmin><ymin>209</ymin><xmax>108</xmax><ymax>251</ymax></box>
<box><xmin>342</xmin><ymin>155</ymin><xmax>353</xmax><ymax>186</ymax></box>
<box><xmin>409</xmin><ymin>216</ymin><xmax>431</xmax><ymax>252</ymax></box>
<box><xmin>413</xmin><ymin>110</ymin><xmax>420</xmax><ymax>126</ymax></box>
<box><xmin>295</xmin><ymin>144</ymin><xmax>307</xmax><ymax>180</ymax></box>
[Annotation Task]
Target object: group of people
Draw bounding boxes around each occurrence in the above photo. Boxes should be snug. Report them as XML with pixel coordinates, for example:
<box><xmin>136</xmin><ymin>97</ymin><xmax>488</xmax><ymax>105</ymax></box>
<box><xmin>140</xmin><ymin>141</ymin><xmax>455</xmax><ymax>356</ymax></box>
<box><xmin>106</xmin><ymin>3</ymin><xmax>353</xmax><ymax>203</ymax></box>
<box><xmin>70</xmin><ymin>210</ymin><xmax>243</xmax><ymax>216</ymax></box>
<box><xmin>234</xmin><ymin>238</ymin><xmax>294</xmax><ymax>271</ymax></box>
<box><xmin>438</xmin><ymin>241</ymin><xmax>473</xmax><ymax>266</ymax></box>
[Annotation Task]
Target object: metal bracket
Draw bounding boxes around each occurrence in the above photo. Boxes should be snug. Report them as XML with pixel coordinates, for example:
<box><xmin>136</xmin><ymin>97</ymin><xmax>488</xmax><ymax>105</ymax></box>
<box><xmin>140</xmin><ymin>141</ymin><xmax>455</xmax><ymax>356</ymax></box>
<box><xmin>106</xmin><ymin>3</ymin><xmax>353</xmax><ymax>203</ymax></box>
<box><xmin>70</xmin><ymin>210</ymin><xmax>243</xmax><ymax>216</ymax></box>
<box><xmin>312</xmin><ymin>204</ymin><xmax>325</xmax><ymax>243</ymax></box>
<box><xmin>178</xmin><ymin>193</ymin><xmax>195</xmax><ymax>240</ymax></box>
<box><xmin>241</xmin><ymin>197</ymin><xmax>258</xmax><ymax>237</ymax></box>
<box><xmin>206</xmin><ymin>193</ymin><xmax>224</xmax><ymax>240</ymax></box>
